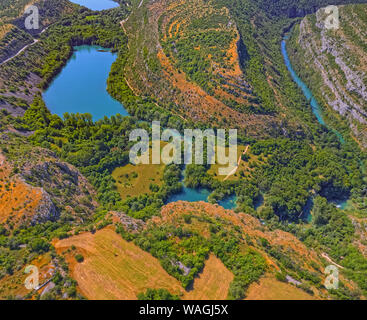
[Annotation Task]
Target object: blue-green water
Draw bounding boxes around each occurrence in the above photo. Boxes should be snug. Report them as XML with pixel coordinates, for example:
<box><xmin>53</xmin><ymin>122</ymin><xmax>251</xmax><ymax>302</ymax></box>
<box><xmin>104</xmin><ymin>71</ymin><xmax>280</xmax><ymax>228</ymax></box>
<box><xmin>281</xmin><ymin>37</ymin><xmax>345</xmax><ymax>144</ymax></box>
<box><xmin>44</xmin><ymin>44</ymin><xmax>235</xmax><ymax>209</ymax></box>
<box><xmin>168</xmin><ymin>187</ymin><xmax>211</xmax><ymax>204</ymax></box>
<box><xmin>70</xmin><ymin>0</ymin><xmax>119</xmax><ymax>11</ymax></box>
<box><xmin>331</xmin><ymin>199</ymin><xmax>348</xmax><ymax>210</ymax></box>
<box><xmin>44</xmin><ymin>45</ymin><xmax>128</xmax><ymax>121</ymax></box>
<box><xmin>282</xmin><ymin>36</ymin><xmax>349</xmax><ymax>219</ymax></box>
<box><xmin>281</xmin><ymin>37</ymin><xmax>325</xmax><ymax>126</ymax></box>
<box><xmin>167</xmin><ymin>186</ymin><xmax>236</xmax><ymax>210</ymax></box>
<box><xmin>218</xmin><ymin>194</ymin><xmax>237</xmax><ymax>210</ymax></box>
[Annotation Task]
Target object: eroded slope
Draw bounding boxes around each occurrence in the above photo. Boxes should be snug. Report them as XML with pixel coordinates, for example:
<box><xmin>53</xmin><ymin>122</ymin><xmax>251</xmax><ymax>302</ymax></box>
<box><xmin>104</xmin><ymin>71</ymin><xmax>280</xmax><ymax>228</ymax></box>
<box><xmin>122</xmin><ymin>0</ymin><xmax>286</xmax><ymax>137</ymax></box>
<box><xmin>288</xmin><ymin>4</ymin><xmax>367</xmax><ymax>147</ymax></box>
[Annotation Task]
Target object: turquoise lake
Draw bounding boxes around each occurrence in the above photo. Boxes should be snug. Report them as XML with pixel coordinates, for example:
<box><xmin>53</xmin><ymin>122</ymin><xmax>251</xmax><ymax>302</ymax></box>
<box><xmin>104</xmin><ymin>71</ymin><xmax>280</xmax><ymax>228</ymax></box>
<box><xmin>43</xmin><ymin>44</ymin><xmax>236</xmax><ymax>209</ymax></box>
<box><xmin>43</xmin><ymin>45</ymin><xmax>128</xmax><ymax>121</ymax></box>
<box><xmin>69</xmin><ymin>0</ymin><xmax>119</xmax><ymax>11</ymax></box>
<box><xmin>42</xmin><ymin>37</ymin><xmax>351</xmax><ymax>213</ymax></box>
<box><xmin>167</xmin><ymin>187</ymin><xmax>236</xmax><ymax>210</ymax></box>
<box><xmin>168</xmin><ymin>187</ymin><xmax>211</xmax><ymax>204</ymax></box>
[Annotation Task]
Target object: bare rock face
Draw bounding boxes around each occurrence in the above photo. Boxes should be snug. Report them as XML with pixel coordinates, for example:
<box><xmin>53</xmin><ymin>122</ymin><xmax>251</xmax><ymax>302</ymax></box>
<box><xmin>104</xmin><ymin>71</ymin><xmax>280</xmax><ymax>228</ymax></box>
<box><xmin>31</xmin><ymin>189</ymin><xmax>59</xmax><ymax>225</ymax></box>
<box><xmin>110</xmin><ymin>211</ymin><xmax>145</xmax><ymax>232</ymax></box>
<box><xmin>0</xmin><ymin>143</ymin><xmax>98</xmax><ymax>227</ymax></box>
<box><xmin>292</xmin><ymin>5</ymin><xmax>367</xmax><ymax>148</ymax></box>
<box><xmin>20</xmin><ymin>158</ymin><xmax>98</xmax><ymax>222</ymax></box>
<box><xmin>0</xmin><ymin>152</ymin><xmax>57</xmax><ymax>226</ymax></box>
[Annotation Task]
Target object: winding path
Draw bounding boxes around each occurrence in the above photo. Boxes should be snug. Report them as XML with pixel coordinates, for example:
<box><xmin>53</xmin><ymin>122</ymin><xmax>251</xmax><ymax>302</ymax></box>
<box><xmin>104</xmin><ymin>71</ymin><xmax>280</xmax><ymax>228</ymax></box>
<box><xmin>321</xmin><ymin>253</ymin><xmax>345</xmax><ymax>269</ymax></box>
<box><xmin>0</xmin><ymin>39</ymin><xmax>39</xmax><ymax>67</ymax></box>
<box><xmin>223</xmin><ymin>145</ymin><xmax>249</xmax><ymax>181</ymax></box>
<box><xmin>0</xmin><ymin>27</ymin><xmax>49</xmax><ymax>67</ymax></box>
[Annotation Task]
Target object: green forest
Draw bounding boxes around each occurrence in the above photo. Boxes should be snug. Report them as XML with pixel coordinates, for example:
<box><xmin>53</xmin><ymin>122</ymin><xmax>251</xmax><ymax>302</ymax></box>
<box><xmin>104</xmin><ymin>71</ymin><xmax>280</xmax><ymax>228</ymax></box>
<box><xmin>1</xmin><ymin>0</ymin><xmax>367</xmax><ymax>301</ymax></box>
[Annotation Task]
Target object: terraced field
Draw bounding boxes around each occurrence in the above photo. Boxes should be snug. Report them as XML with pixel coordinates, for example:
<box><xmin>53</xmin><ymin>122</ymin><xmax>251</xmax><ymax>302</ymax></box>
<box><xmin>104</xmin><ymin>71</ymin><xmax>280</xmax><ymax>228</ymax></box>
<box><xmin>158</xmin><ymin>0</ymin><xmax>257</xmax><ymax>111</ymax></box>
<box><xmin>122</xmin><ymin>0</ymin><xmax>282</xmax><ymax>137</ymax></box>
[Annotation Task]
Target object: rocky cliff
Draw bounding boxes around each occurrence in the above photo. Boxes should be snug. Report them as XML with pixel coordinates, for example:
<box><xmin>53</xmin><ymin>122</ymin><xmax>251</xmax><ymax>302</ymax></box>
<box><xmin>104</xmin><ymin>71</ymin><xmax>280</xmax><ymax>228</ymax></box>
<box><xmin>0</xmin><ymin>130</ymin><xmax>98</xmax><ymax>228</ymax></box>
<box><xmin>288</xmin><ymin>4</ymin><xmax>367</xmax><ymax>147</ymax></box>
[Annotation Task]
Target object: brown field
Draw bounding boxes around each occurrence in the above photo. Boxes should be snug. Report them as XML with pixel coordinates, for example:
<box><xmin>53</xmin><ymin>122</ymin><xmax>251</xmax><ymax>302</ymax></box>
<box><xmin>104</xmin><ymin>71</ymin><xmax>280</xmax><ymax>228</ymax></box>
<box><xmin>54</xmin><ymin>228</ymin><xmax>238</xmax><ymax>300</ymax></box>
<box><xmin>183</xmin><ymin>254</ymin><xmax>233</xmax><ymax>300</ymax></box>
<box><xmin>245</xmin><ymin>276</ymin><xmax>316</xmax><ymax>300</ymax></box>
<box><xmin>54</xmin><ymin>228</ymin><xmax>184</xmax><ymax>300</ymax></box>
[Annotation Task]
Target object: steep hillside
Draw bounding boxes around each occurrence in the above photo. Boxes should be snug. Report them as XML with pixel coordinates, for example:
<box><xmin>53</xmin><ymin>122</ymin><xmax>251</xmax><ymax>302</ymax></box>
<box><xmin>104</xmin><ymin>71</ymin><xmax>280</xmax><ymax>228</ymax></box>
<box><xmin>0</xmin><ymin>116</ymin><xmax>98</xmax><ymax>228</ymax></box>
<box><xmin>53</xmin><ymin>202</ymin><xmax>338</xmax><ymax>300</ymax></box>
<box><xmin>1</xmin><ymin>0</ymin><xmax>367</xmax><ymax>301</ymax></box>
<box><xmin>254</xmin><ymin>0</ymin><xmax>367</xmax><ymax>18</ymax></box>
<box><xmin>0</xmin><ymin>0</ymin><xmax>37</xmax><ymax>37</ymax></box>
<box><xmin>288</xmin><ymin>4</ymin><xmax>367</xmax><ymax>148</ymax></box>
<box><xmin>0</xmin><ymin>0</ymin><xmax>76</xmax><ymax>65</ymax></box>
<box><xmin>0</xmin><ymin>112</ymin><xmax>100</xmax><ymax>298</ymax></box>
<box><xmin>0</xmin><ymin>151</ymin><xmax>57</xmax><ymax>226</ymax></box>
<box><xmin>0</xmin><ymin>0</ymin><xmax>79</xmax><ymax>116</ymax></box>
<box><xmin>120</xmin><ymin>0</ymin><xmax>306</xmax><ymax>138</ymax></box>
<box><xmin>129</xmin><ymin>202</ymin><xmax>337</xmax><ymax>299</ymax></box>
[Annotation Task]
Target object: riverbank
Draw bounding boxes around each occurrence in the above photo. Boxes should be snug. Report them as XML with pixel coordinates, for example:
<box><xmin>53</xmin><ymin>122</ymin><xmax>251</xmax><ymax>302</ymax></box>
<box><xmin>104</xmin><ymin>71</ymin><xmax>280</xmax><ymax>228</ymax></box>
<box><xmin>282</xmin><ymin>35</ymin><xmax>345</xmax><ymax>144</ymax></box>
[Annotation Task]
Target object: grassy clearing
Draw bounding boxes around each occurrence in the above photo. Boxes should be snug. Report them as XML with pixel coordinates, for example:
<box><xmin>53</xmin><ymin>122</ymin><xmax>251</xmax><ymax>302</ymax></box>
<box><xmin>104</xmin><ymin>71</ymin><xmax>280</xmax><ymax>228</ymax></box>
<box><xmin>112</xmin><ymin>163</ymin><xmax>165</xmax><ymax>200</ymax></box>
<box><xmin>112</xmin><ymin>143</ymin><xmax>168</xmax><ymax>199</ymax></box>
<box><xmin>207</xmin><ymin>145</ymin><xmax>265</xmax><ymax>181</ymax></box>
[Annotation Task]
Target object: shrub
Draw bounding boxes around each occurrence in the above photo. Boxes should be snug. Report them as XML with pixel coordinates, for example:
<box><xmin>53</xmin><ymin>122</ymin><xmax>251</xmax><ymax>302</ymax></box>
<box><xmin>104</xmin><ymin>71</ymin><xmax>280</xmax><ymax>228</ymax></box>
<box><xmin>75</xmin><ymin>254</ymin><xmax>84</xmax><ymax>263</ymax></box>
<box><xmin>183</xmin><ymin>215</ymin><xmax>192</xmax><ymax>224</ymax></box>
<box><xmin>275</xmin><ymin>272</ymin><xmax>287</xmax><ymax>282</ymax></box>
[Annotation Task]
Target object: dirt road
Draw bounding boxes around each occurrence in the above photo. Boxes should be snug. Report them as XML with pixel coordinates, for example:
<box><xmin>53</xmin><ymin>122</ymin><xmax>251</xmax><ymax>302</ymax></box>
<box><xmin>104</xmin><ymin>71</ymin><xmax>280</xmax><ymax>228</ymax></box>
<box><xmin>0</xmin><ymin>39</ymin><xmax>39</xmax><ymax>66</ymax></box>
<box><xmin>223</xmin><ymin>145</ymin><xmax>249</xmax><ymax>181</ymax></box>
